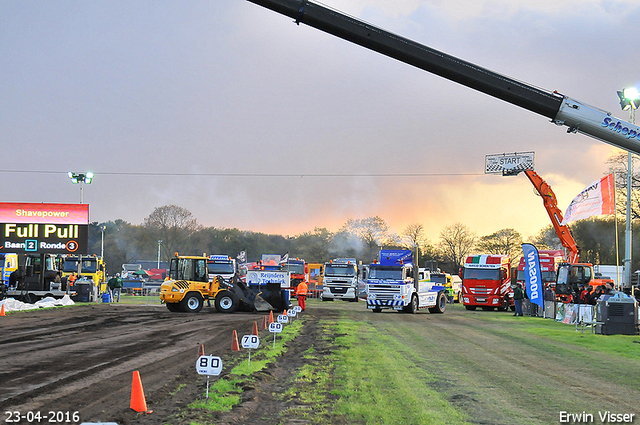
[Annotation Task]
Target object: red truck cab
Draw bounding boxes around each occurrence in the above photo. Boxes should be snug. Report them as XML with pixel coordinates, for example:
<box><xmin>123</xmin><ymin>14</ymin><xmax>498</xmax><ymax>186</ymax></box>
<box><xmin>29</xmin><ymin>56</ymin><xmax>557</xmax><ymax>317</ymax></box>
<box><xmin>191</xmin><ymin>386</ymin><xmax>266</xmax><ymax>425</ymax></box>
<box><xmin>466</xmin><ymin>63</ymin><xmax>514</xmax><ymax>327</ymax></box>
<box><xmin>461</xmin><ymin>255</ymin><xmax>511</xmax><ymax>311</ymax></box>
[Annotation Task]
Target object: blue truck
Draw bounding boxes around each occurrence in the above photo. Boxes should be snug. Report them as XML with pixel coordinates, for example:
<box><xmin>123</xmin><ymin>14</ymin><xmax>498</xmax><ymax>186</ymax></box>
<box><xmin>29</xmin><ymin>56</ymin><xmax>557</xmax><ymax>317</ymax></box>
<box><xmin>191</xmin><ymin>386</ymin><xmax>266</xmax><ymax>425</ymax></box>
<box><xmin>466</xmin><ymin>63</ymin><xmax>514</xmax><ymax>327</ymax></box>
<box><xmin>366</xmin><ymin>249</ymin><xmax>447</xmax><ymax>314</ymax></box>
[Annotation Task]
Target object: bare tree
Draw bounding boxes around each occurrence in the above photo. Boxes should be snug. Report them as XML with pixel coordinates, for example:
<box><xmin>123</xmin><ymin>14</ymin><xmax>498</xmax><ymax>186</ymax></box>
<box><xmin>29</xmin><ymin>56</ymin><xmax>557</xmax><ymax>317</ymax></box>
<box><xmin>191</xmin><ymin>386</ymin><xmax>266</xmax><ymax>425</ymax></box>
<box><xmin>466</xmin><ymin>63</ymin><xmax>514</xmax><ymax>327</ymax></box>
<box><xmin>528</xmin><ymin>225</ymin><xmax>562</xmax><ymax>250</ymax></box>
<box><xmin>476</xmin><ymin>228</ymin><xmax>523</xmax><ymax>267</ymax></box>
<box><xmin>401</xmin><ymin>223</ymin><xmax>426</xmax><ymax>263</ymax></box>
<box><xmin>402</xmin><ymin>223</ymin><xmax>425</xmax><ymax>247</ymax></box>
<box><xmin>437</xmin><ymin>223</ymin><xmax>476</xmax><ymax>273</ymax></box>
<box><xmin>144</xmin><ymin>205</ymin><xmax>202</xmax><ymax>261</ymax></box>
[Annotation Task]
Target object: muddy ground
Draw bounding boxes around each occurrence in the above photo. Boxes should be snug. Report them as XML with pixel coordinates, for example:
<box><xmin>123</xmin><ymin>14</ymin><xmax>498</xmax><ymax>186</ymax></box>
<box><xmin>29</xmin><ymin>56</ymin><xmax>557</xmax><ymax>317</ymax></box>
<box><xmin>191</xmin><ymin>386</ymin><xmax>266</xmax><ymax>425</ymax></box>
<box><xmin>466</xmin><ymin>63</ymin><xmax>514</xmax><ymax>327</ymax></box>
<box><xmin>0</xmin><ymin>301</ymin><xmax>330</xmax><ymax>425</ymax></box>
<box><xmin>1</xmin><ymin>301</ymin><xmax>638</xmax><ymax>425</ymax></box>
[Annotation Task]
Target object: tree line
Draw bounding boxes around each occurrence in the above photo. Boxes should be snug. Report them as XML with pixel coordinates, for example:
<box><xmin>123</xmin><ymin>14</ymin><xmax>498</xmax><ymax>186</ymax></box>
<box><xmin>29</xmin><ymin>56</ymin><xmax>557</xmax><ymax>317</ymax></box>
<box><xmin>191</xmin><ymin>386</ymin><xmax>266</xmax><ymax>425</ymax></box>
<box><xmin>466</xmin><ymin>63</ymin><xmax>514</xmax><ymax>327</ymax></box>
<box><xmin>87</xmin><ymin>204</ymin><xmax>638</xmax><ymax>277</ymax></box>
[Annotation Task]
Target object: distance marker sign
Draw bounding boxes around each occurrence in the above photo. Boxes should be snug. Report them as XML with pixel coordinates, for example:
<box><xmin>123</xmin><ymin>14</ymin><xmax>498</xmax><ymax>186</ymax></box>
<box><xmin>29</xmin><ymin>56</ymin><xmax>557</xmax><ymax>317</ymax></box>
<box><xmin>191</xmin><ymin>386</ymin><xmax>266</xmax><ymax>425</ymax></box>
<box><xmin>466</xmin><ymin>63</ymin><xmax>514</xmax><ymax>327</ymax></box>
<box><xmin>196</xmin><ymin>355</ymin><xmax>223</xmax><ymax>376</ymax></box>
<box><xmin>269</xmin><ymin>322</ymin><xmax>283</xmax><ymax>333</ymax></box>
<box><xmin>241</xmin><ymin>335</ymin><xmax>260</xmax><ymax>349</ymax></box>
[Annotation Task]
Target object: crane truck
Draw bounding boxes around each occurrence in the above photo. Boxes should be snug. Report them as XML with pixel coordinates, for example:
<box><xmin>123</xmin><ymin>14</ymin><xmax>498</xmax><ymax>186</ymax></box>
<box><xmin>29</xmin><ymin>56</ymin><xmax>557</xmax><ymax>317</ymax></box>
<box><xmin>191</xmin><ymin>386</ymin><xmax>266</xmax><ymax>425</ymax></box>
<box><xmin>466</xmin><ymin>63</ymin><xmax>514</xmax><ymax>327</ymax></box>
<box><xmin>247</xmin><ymin>0</ymin><xmax>640</xmax><ymax>156</ymax></box>
<box><xmin>507</xmin><ymin>169</ymin><xmax>614</xmax><ymax>302</ymax></box>
<box><xmin>366</xmin><ymin>249</ymin><xmax>447</xmax><ymax>313</ymax></box>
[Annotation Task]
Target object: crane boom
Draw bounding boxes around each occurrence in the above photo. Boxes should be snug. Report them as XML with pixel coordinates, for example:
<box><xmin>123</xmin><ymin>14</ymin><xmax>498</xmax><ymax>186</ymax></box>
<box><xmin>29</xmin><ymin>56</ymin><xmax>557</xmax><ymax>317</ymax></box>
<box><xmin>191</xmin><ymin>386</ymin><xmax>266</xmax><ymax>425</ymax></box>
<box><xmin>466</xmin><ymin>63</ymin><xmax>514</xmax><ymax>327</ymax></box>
<box><xmin>248</xmin><ymin>0</ymin><xmax>640</xmax><ymax>155</ymax></box>
<box><xmin>523</xmin><ymin>170</ymin><xmax>579</xmax><ymax>264</ymax></box>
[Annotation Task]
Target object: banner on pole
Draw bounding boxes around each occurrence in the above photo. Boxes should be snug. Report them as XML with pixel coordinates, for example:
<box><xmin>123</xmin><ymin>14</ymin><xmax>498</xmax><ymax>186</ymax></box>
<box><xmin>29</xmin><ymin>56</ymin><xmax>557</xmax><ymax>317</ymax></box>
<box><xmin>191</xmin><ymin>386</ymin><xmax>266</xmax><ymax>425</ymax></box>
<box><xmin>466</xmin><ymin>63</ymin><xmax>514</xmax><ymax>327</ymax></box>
<box><xmin>561</xmin><ymin>174</ymin><xmax>615</xmax><ymax>225</ymax></box>
<box><xmin>522</xmin><ymin>243</ymin><xmax>544</xmax><ymax>309</ymax></box>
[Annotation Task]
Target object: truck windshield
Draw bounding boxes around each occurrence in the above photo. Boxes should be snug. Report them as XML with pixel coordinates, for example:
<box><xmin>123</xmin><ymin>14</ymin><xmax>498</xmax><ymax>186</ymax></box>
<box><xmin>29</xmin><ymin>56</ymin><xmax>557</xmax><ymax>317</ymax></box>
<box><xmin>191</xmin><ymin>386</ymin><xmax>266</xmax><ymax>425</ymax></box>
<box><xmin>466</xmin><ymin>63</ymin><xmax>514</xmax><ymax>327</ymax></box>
<box><xmin>282</xmin><ymin>263</ymin><xmax>305</xmax><ymax>274</ymax></box>
<box><xmin>63</xmin><ymin>258</ymin><xmax>97</xmax><ymax>273</ymax></box>
<box><xmin>430</xmin><ymin>274</ymin><xmax>446</xmax><ymax>284</ymax></box>
<box><xmin>463</xmin><ymin>268</ymin><xmax>499</xmax><ymax>280</ymax></box>
<box><xmin>517</xmin><ymin>270</ymin><xmax>556</xmax><ymax>283</ymax></box>
<box><xmin>325</xmin><ymin>265</ymin><xmax>356</xmax><ymax>277</ymax></box>
<box><xmin>369</xmin><ymin>267</ymin><xmax>403</xmax><ymax>280</ymax></box>
<box><xmin>207</xmin><ymin>262</ymin><xmax>235</xmax><ymax>275</ymax></box>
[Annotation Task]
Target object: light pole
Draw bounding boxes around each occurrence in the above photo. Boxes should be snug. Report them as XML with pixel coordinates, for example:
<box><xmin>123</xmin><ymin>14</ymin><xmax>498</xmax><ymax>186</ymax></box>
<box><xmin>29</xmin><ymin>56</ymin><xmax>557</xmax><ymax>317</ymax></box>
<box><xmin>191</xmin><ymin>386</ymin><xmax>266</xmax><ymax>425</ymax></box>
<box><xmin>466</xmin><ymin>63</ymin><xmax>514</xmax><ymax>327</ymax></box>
<box><xmin>67</xmin><ymin>172</ymin><xmax>94</xmax><ymax>204</ymax></box>
<box><xmin>617</xmin><ymin>88</ymin><xmax>639</xmax><ymax>291</ymax></box>
<box><xmin>100</xmin><ymin>225</ymin><xmax>106</xmax><ymax>258</ymax></box>
<box><xmin>157</xmin><ymin>240</ymin><xmax>162</xmax><ymax>269</ymax></box>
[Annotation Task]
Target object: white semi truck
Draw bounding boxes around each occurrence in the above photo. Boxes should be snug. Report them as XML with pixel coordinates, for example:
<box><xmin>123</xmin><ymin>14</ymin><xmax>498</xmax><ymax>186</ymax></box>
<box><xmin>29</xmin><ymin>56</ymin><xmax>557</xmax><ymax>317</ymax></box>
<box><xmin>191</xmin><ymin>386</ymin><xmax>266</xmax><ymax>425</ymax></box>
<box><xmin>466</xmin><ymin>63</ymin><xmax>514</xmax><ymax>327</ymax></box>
<box><xmin>321</xmin><ymin>258</ymin><xmax>359</xmax><ymax>302</ymax></box>
<box><xmin>366</xmin><ymin>250</ymin><xmax>447</xmax><ymax>314</ymax></box>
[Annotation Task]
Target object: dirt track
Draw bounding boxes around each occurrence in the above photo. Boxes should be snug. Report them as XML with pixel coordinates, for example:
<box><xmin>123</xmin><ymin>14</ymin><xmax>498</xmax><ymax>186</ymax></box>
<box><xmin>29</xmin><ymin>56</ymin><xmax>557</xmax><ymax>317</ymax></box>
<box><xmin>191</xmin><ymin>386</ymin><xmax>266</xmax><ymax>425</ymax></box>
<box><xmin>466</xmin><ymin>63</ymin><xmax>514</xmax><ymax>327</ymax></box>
<box><xmin>1</xmin><ymin>301</ymin><xmax>639</xmax><ymax>425</ymax></box>
<box><xmin>0</xmin><ymin>303</ymin><xmax>268</xmax><ymax>424</ymax></box>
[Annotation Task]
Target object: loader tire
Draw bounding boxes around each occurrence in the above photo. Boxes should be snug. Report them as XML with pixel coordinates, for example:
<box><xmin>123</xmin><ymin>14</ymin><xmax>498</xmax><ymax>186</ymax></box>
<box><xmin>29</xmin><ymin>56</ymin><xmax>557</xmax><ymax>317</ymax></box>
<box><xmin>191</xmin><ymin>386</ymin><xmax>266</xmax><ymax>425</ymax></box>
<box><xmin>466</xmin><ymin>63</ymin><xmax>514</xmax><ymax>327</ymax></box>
<box><xmin>180</xmin><ymin>292</ymin><xmax>204</xmax><ymax>313</ymax></box>
<box><xmin>166</xmin><ymin>302</ymin><xmax>181</xmax><ymax>312</ymax></box>
<box><xmin>215</xmin><ymin>290</ymin><xmax>239</xmax><ymax>313</ymax></box>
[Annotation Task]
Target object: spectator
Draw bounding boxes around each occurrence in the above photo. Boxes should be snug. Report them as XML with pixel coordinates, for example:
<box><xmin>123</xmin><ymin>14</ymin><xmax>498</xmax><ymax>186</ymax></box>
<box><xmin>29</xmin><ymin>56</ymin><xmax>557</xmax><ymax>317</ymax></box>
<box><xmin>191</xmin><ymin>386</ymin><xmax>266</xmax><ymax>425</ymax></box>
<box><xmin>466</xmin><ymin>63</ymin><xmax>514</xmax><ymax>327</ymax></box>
<box><xmin>544</xmin><ymin>284</ymin><xmax>555</xmax><ymax>302</ymax></box>
<box><xmin>108</xmin><ymin>273</ymin><xmax>124</xmax><ymax>302</ymax></box>
<box><xmin>9</xmin><ymin>269</ymin><xmax>20</xmax><ymax>288</ymax></box>
<box><xmin>580</xmin><ymin>285</ymin><xmax>589</xmax><ymax>304</ymax></box>
<box><xmin>513</xmin><ymin>283</ymin><xmax>524</xmax><ymax>317</ymax></box>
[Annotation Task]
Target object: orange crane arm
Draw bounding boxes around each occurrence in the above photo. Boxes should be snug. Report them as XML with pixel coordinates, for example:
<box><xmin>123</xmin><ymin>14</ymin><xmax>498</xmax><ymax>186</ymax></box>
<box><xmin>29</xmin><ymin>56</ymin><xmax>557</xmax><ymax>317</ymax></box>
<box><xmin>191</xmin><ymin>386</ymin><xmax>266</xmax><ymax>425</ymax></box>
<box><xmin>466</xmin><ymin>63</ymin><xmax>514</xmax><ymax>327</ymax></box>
<box><xmin>523</xmin><ymin>170</ymin><xmax>579</xmax><ymax>263</ymax></box>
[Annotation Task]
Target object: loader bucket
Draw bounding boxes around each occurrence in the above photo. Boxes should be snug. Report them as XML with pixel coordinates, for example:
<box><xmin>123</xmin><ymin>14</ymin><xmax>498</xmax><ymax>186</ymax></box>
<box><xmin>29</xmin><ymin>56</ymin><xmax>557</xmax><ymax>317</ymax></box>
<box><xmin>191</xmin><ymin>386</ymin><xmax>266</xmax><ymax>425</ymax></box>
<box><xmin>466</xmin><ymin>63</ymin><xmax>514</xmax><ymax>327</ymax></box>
<box><xmin>225</xmin><ymin>277</ymin><xmax>288</xmax><ymax>312</ymax></box>
<box><xmin>252</xmin><ymin>292</ymin><xmax>275</xmax><ymax>312</ymax></box>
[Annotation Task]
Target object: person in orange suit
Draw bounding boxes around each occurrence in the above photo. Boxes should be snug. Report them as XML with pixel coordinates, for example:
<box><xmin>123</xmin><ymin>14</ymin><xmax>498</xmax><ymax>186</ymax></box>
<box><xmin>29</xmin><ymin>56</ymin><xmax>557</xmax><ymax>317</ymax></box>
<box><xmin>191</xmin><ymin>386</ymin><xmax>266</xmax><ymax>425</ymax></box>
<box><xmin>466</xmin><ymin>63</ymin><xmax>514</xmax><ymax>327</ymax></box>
<box><xmin>295</xmin><ymin>281</ymin><xmax>308</xmax><ymax>311</ymax></box>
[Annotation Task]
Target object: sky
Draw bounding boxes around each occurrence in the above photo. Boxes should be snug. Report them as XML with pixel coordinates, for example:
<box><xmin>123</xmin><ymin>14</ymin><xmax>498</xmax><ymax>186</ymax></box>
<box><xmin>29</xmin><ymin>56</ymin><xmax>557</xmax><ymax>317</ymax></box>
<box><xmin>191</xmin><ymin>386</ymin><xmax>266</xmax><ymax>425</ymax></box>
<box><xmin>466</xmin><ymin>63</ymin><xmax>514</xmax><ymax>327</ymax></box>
<box><xmin>2</xmin><ymin>0</ymin><xmax>640</xmax><ymax>245</ymax></box>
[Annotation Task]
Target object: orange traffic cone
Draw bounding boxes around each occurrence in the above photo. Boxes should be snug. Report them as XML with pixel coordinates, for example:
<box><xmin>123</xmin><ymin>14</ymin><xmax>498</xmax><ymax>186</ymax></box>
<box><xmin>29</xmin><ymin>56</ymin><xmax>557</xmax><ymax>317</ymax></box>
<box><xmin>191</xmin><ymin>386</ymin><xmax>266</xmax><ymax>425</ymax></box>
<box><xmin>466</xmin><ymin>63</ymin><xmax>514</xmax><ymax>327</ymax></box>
<box><xmin>0</xmin><ymin>304</ymin><xmax>5</xmax><ymax>317</ymax></box>
<box><xmin>231</xmin><ymin>330</ymin><xmax>240</xmax><ymax>351</ymax></box>
<box><xmin>130</xmin><ymin>371</ymin><xmax>152</xmax><ymax>413</ymax></box>
<box><xmin>252</xmin><ymin>321</ymin><xmax>259</xmax><ymax>336</ymax></box>
<box><xmin>269</xmin><ymin>310</ymin><xmax>274</xmax><ymax>324</ymax></box>
<box><xmin>261</xmin><ymin>315</ymin><xmax>267</xmax><ymax>330</ymax></box>
<box><xmin>198</xmin><ymin>344</ymin><xmax>205</xmax><ymax>357</ymax></box>
<box><xmin>283</xmin><ymin>309</ymin><xmax>288</xmax><ymax>316</ymax></box>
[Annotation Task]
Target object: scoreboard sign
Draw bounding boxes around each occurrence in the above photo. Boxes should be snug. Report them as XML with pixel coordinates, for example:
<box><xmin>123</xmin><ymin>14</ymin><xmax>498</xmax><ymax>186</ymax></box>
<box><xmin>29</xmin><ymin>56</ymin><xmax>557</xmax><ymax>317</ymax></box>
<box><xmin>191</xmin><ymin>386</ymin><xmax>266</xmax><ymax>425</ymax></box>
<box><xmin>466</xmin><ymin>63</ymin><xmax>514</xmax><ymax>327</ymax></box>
<box><xmin>0</xmin><ymin>203</ymin><xmax>89</xmax><ymax>254</ymax></box>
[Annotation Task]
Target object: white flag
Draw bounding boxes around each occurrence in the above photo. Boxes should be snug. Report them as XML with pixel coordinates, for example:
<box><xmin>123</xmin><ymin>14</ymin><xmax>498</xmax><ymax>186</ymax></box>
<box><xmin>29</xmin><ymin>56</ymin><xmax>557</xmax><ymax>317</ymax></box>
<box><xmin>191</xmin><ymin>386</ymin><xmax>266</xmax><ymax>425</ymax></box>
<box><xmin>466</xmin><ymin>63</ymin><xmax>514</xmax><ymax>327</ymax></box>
<box><xmin>561</xmin><ymin>174</ymin><xmax>615</xmax><ymax>225</ymax></box>
<box><xmin>280</xmin><ymin>252</ymin><xmax>289</xmax><ymax>264</ymax></box>
<box><xmin>236</xmin><ymin>250</ymin><xmax>246</xmax><ymax>264</ymax></box>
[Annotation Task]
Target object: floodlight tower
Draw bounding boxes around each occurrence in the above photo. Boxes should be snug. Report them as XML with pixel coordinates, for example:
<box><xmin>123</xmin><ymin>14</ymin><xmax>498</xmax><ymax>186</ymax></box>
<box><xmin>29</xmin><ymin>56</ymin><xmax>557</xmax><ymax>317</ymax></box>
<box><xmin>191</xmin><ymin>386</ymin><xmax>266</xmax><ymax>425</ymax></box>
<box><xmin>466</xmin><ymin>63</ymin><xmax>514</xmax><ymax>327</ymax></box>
<box><xmin>67</xmin><ymin>172</ymin><xmax>94</xmax><ymax>204</ymax></box>
<box><xmin>617</xmin><ymin>88</ymin><xmax>639</xmax><ymax>290</ymax></box>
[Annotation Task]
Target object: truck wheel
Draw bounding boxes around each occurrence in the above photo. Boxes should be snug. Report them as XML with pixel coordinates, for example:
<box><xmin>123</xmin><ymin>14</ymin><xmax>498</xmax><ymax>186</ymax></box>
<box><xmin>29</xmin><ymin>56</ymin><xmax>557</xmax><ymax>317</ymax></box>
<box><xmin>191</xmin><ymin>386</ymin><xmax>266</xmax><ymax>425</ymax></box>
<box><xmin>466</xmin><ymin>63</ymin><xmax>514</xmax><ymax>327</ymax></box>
<box><xmin>465</xmin><ymin>305</ymin><xmax>476</xmax><ymax>311</ymax></box>
<box><xmin>372</xmin><ymin>307</ymin><xmax>382</xmax><ymax>313</ymax></box>
<box><xmin>215</xmin><ymin>291</ymin><xmax>239</xmax><ymax>313</ymax></box>
<box><xmin>406</xmin><ymin>295</ymin><xmax>418</xmax><ymax>314</ymax></box>
<box><xmin>428</xmin><ymin>292</ymin><xmax>447</xmax><ymax>314</ymax></box>
<box><xmin>456</xmin><ymin>291</ymin><xmax>462</xmax><ymax>303</ymax></box>
<box><xmin>166</xmin><ymin>302</ymin><xmax>181</xmax><ymax>312</ymax></box>
<box><xmin>349</xmin><ymin>296</ymin><xmax>358</xmax><ymax>302</ymax></box>
<box><xmin>180</xmin><ymin>292</ymin><xmax>203</xmax><ymax>313</ymax></box>
<box><xmin>24</xmin><ymin>293</ymin><xmax>38</xmax><ymax>304</ymax></box>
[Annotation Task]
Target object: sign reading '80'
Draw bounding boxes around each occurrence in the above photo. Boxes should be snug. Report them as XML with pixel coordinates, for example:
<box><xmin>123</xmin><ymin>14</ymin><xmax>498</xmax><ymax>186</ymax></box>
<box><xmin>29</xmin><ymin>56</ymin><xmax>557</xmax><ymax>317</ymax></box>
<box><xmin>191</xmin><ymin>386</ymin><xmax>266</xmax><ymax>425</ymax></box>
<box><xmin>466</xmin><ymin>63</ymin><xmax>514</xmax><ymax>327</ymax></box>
<box><xmin>196</xmin><ymin>355</ymin><xmax>223</xmax><ymax>376</ymax></box>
